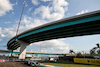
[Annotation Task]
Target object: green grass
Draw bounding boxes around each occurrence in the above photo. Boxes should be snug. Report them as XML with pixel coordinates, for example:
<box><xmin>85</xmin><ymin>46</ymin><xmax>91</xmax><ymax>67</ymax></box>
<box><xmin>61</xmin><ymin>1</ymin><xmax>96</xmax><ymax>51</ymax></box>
<box><xmin>42</xmin><ymin>60</ymin><xmax>100</xmax><ymax>67</ymax></box>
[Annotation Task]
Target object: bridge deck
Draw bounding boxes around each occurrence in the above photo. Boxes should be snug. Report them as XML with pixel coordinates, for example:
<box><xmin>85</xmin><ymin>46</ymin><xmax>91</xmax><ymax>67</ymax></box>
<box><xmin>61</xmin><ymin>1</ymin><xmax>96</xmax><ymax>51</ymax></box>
<box><xmin>7</xmin><ymin>10</ymin><xmax>100</xmax><ymax>50</ymax></box>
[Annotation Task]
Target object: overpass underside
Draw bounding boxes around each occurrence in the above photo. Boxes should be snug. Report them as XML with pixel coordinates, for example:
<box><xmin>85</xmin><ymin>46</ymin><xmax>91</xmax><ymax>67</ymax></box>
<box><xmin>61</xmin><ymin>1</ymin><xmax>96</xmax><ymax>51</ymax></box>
<box><xmin>21</xmin><ymin>20</ymin><xmax>100</xmax><ymax>42</ymax></box>
<box><xmin>7</xmin><ymin>10</ymin><xmax>100</xmax><ymax>51</ymax></box>
<box><xmin>8</xmin><ymin>19</ymin><xmax>100</xmax><ymax>50</ymax></box>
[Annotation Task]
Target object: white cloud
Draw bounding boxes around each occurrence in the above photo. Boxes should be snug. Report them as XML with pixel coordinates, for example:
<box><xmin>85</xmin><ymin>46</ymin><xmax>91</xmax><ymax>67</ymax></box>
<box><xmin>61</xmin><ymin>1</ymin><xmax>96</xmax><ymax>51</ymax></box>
<box><xmin>41</xmin><ymin>0</ymin><xmax>53</xmax><ymax>2</ymax></box>
<box><xmin>0</xmin><ymin>27</ymin><xmax>2</xmax><ymax>34</ymax></box>
<box><xmin>1</xmin><ymin>34</ymin><xmax>6</xmax><ymax>37</ymax></box>
<box><xmin>12</xmin><ymin>12</ymin><xmax>14</xmax><ymax>14</ymax></box>
<box><xmin>21</xmin><ymin>16</ymin><xmax>48</xmax><ymax>30</ymax></box>
<box><xmin>32</xmin><ymin>39</ymin><xmax>69</xmax><ymax>53</ymax></box>
<box><xmin>5</xmin><ymin>21</ymin><xmax>11</xmax><ymax>24</ymax></box>
<box><xmin>68</xmin><ymin>13</ymin><xmax>70</xmax><ymax>15</ymax></box>
<box><xmin>34</xmin><ymin>6</ymin><xmax>50</xmax><ymax>19</ymax></box>
<box><xmin>0</xmin><ymin>15</ymin><xmax>48</xmax><ymax>41</ymax></box>
<box><xmin>0</xmin><ymin>27</ymin><xmax>6</xmax><ymax>38</ymax></box>
<box><xmin>25</xmin><ymin>4</ymin><xmax>28</xmax><ymax>7</ymax></box>
<box><xmin>76</xmin><ymin>10</ymin><xmax>88</xmax><ymax>15</ymax></box>
<box><xmin>15</xmin><ymin>1</ymin><xmax>18</xmax><ymax>5</ymax></box>
<box><xmin>0</xmin><ymin>15</ymin><xmax>70</xmax><ymax>53</ymax></box>
<box><xmin>28</xmin><ymin>7</ymin><xmax>33</xmax><ymax>12</ymax></box>
<box><xmin>31</xmin><ymin>0</ymin><xmax>39</xmax><ymax>5</ymax></box>
<box><xmin>2</xmin><ymin>27</ymin><xmax>17</xmax><ymax>38</ymax></box>
<box><xmin>34</xmin><ymin>0</ymin><xmax>69</xmax><ymax>21</ymax></box>
<box><xmin>0</xmin><ymin>0</ymin><xmax>13</xmax><ymax>16</ymax></box>
<box><xmin>31</xmin><ymin>49</ymin><xmax>33</xmax><ymax>52</ymax></box>
<box><xmin>27</xmin><ymin>7</ymin><xmax>33</xmax><ymax>14</ymax></box>
<box><xmin>0</xmin><ymin>0</ymin><xmax>69</xmax><ymax>53</ymax></box>
<box><xmin>0</xmin><ymin>16</ymin><xmax>47</xmax><ymax>45</ymax></box>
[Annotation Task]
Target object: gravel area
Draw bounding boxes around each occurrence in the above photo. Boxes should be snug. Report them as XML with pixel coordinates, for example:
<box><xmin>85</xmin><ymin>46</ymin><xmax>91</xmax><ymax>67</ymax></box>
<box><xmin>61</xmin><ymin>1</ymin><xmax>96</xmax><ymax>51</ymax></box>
<box><xmin>0</xmin><ymin>62</ymin><xmax>31</xmax><ymax>67</ymax></box>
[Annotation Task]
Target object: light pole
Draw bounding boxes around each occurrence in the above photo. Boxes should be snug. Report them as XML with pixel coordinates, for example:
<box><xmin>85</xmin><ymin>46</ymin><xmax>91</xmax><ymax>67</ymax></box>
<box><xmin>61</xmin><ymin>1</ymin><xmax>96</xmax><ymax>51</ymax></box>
<box><xmin>40</xmin><ymin>44</ymin><xmax>42</xmax><ymax>58</ymax></box>
<box><xmin>82</xmin><ymin>51</ymin><xmax>85</xmax><ymax>58</ymax></box>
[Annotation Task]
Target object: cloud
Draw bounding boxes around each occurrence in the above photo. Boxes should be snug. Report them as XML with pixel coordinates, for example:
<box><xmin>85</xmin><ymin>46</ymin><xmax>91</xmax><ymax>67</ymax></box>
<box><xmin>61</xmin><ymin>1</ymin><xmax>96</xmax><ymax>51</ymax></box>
<box><xmin>0</xmin><ymin>25</ymin><xmax>20</xmax><ymax>43</ymax></box>
<box><xmin>41</xmin><ymin>0</ymin><xmax>51</xmax><ymax>1</ymax></box>
<box><xmin>2</xmin><ymin>27</ymin><xmax>16</xmax><ymax>38</ymax></box>
<box><xmin>20</xmin><ymin>15</ymin><xmax>48</xmax><ymax>31</ymax></box>
<box><xmin>28</xmin><ymin>7</ymin><xmax>33</xmax><ymax>12</ymax></box>
<box><xmin>15</xmin><ymin>0</ymin><xmax>18</xmax><ymax>5</ymax></box>
<box><xmin>31</xmin><ymin>0</ymin><xmax>39</xmax><ymax>5</ymax></box>
<box><xmin>33</xmin><ymin>39</ymin><xmax>69</xmax><ymax>53</ymax></box>
<box><xmin>12</xmin><ymin>12</ymin><xmax>14</xmax><ymax>14</ymax></box>
<box><xmin>0</xmin><ymin>0</ymin><xmax>13</xmax><ymax>16</ymax></box>
<box><xmin>67</xmin><ymin>13</ymin><xmax>70</xmax><ymax>15</ymax></box>
<box><xmin>0</xmin><ymin>15</ymin><xmax>48</xmax><ymax>41</ymax></box>
<box><xmin>0</xmin><ymin>27</ymin><xmax>6</xmax><ymax>42</ymax></box>
<box><xmin>34</xmin><ymin>0</ymin><xmax>69</xmax><ymax>21</ymax></box>
<box><xmin>5</xmin><ymin>21</ymin><xmax>11</xmax><ymax>24</ymax></box>
<box><xmin>0</xmin><ymin>27</ymin><xmax>6</xmax><ymax>37</ymax></box>
<box><xmin>0</xmin><ymin>15</ymin><xmax>70</xmax><ymax>53</ymax></box>
<box><xmin>0</xmin><ymin>27</ymin><xmax>2</xmax><ymax>34</ymax></box>
<box><xmin>1</xmin><ymin>34</ymin><xmax>6</xmax><ymax>37</ymax></box>
<box><xmin>76</xmin><ymin>10</ymin><xmax>88</xmax><ymax>15</ymax></box>
<box><xmin>1</xmin><ymin>0</ymin><xmax>68</xmax><ymax>34</ymax></box>
<box><xmin>0</xmin><ymin>0</ymin><xmax>70</xmax><ymax>53</ymax></box>
<box><xmin>27</xmin><ymin>7</ymin><xmax>33</xmax><ymax>14</ymax></box>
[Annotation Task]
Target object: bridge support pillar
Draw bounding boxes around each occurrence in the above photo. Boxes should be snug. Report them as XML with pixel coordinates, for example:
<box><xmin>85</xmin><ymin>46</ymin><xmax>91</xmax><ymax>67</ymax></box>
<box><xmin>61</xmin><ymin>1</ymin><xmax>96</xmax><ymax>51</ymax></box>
<box><xmin>16</xmin><ymin>39</ymin><xmax>29</xmax><ymax>59</ymax></box>
<box><xmin>9</xmin><ymin>53</ymin><xmax>11</xmax><ymax>57</ymax></box>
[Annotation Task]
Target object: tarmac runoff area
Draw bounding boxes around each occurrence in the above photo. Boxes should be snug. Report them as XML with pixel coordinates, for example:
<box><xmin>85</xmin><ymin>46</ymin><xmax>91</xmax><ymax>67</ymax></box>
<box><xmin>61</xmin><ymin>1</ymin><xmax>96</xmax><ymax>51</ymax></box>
<box><xmin>0</xmin><ymin>62</ymin><xmax>31</xmax><ymax>67</ymax></box>
<box><xmin>0</xmin><ymin>62</ymin><xmax>59</xmax><ymax>67</ymax></box>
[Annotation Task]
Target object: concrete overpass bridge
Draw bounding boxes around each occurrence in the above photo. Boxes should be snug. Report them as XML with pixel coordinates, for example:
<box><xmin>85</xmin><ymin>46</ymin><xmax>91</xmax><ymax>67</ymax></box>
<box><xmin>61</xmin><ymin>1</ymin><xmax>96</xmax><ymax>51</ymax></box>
<box><xmin>0</xmin><ymin>50</ymin><xmax>65</xmax><ymax>57</ymax></box>
<box><xmin>7</xmin><ymin>10</ymin><xmax>100</xmax><ymax>59</ymax></box>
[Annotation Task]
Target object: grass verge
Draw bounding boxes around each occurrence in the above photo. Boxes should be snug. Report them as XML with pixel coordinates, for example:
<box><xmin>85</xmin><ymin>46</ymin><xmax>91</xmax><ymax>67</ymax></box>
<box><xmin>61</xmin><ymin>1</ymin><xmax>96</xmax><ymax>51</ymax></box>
<box><xmin>42</xmin><ymin>60</ymin><xmax>100</xmax><ymax>67</ymax></box>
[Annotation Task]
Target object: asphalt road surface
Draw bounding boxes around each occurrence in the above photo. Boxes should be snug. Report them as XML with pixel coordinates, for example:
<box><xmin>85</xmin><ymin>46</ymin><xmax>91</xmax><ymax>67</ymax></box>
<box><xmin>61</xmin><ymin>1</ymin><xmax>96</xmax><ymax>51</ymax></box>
<box><xmin>0</xmin><ymin>62</ymin><xmax>31</xmax><ymax>67</ymax></box>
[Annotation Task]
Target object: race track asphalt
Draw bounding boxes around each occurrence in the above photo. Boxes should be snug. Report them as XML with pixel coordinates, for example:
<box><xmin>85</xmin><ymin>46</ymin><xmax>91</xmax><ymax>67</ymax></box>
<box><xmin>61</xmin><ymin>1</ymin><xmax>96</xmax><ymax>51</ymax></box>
<box><xmin>0</xmin><ymin>62</ymin><xmax>31</xmax><ymax>67</ymax></box>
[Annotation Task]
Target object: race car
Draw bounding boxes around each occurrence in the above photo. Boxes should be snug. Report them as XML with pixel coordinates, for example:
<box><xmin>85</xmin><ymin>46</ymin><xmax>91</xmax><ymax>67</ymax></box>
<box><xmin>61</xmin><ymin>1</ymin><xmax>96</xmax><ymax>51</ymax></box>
<box><xmin>31</xmin><ymin>61</ymin><xmax>60</xmax><ymax>67</ymax></box>
<box><xmin>27</xmin><ymin>58</ymin><xmax>41</xmax><ymax>65</ymax></box>
<box><xmin>24</xmin><ymin>58</ymin><xmax>30</xmax><ymax>64</ymax></box>
<box><xmin>28</xmin><ymin>59</ymin><xmax>35</xmax><ymax>65</ymax></box>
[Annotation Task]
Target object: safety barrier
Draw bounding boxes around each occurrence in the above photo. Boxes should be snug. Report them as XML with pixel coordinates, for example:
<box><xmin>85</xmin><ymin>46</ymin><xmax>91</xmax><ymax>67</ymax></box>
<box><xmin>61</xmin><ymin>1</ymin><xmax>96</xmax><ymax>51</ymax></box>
<box><xmin>0</xmin><ymin>59</ymin><xmax>5</xmax><ymax>62</ymax></box>
<box><xmin>9</xmin><ymin>59</ymin><xmax>25</xmax><ymax>62</ymax></box>
<box><xmin>74</xmin><ymin>58</ymin><xmax>100</xmax><ymax>65</ymax></box>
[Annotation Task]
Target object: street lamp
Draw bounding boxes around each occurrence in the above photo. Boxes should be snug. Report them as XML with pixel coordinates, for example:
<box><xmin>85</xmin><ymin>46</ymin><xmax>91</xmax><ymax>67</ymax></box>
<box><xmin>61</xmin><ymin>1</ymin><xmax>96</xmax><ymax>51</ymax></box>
<box><xmin>82</xmin><ymin>51</ymin><xmax>85</xmax><ymax>58</ymax></box>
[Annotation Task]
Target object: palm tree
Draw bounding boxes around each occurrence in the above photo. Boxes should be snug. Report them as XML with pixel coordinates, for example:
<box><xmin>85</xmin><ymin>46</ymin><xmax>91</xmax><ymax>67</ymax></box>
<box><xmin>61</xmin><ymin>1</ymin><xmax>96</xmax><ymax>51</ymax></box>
<box><xmin>69</xmin><ymin>49</ymin><xmax>75</xmax><ymax>54</ymax></box>
<box><xmin>90</xmin><ymin>47</ymin><xmax>98</xmax><ymax>55</ymax></box>
<box><xmin>90</xmin><ymin>44</ymin><xmax>100</xmax><ymax>59</ymax></box>
<box><xmin>69</xmin><ymin>49</ymin><xmax>76</xmax><ymax>58</ymax></box>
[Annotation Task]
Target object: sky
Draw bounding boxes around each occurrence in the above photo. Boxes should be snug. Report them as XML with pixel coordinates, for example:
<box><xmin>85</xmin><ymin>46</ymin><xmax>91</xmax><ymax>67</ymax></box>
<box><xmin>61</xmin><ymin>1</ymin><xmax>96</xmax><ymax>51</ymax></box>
<box><xmin>0</xmin><ymin>0</ymin><xmax>100</xmax><ymax>54</ymax></box>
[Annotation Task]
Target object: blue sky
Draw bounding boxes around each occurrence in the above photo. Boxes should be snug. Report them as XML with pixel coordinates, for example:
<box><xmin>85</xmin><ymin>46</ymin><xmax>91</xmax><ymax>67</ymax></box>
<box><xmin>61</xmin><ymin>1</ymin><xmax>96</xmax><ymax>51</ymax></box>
<box><xmin>0</xmin><ymin>0</ymin><xmax>100</xmax><ymax>53</ymax></box>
